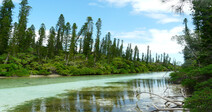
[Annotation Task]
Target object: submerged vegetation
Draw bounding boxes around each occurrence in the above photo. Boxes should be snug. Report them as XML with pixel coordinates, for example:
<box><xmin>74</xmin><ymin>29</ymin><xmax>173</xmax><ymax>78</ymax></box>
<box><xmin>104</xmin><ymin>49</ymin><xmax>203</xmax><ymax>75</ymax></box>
<box><xmin>167</xmin><ymin>0</ymin><xmax>212</xmax><ymax>111</ymax></box>
<box><xmin>7</xmin><ymin>77</ymin><xmax>176</xmax><ymax>112</ymax></box>
<box><xmin>0</xmin><ymin>0</ymin><xmax>178</xmax><ymax>77</ymax></box>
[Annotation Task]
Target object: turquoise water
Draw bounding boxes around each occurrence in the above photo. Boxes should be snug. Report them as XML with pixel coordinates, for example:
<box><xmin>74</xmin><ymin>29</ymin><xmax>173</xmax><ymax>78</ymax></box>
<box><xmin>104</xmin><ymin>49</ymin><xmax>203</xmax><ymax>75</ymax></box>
<box><xmin>0</xmin><ymin>72</ymin><xmax>183</xmax><ymax>112</ymax></box>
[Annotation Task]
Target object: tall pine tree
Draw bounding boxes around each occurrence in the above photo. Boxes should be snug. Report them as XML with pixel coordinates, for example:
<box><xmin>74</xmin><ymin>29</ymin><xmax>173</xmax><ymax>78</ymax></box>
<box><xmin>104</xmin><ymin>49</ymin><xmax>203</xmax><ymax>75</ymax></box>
<box><xmin>70</xmin><ymin>23</ymin><xmax>77</xmax><ymax>60</ymax></box>
<box><xmin>17</xmin><ymin>0</ymin><xmax>31</xmax><ymax>52</ymax></box>
<box><xmin>94</xmin><ymin>18</ymin><xmax>101</xmax><ymax>61</ymax></box>
<box><xmin>0</xmin><ymin>0</ymin><xmax>14</xmax><ymax>54</ymax></box>
<box><xmin>55</xmin><ymin>14</ymin><xmax>65</xmax><ymax>53</ymax></box>
<box><xmin>83</xmin><ymin>17</ymin><xmax>93</xmax><ymax>59</ymax></box>
<box><xmin>47</xmin><ymin>27</ymin><xmax>56</xmax><ymax>59</ymax></box>
<box><xmin>37</xmin><ymin>23</ymin><xmax>46</xmax><ymax>59</ymax></box>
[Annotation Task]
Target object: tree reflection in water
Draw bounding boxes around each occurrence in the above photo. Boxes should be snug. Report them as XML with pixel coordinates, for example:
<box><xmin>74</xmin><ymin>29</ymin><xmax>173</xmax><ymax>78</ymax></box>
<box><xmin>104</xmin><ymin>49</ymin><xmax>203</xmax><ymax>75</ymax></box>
<box><xmin>9</xmin><ymin>78</ymin><xmax>180</xmax><ymax>112</ymax></box>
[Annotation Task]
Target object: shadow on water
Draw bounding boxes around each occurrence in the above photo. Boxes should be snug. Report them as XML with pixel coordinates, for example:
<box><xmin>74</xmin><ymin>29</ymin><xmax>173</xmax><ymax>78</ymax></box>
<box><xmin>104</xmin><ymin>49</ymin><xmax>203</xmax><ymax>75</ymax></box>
<box><xmin>8</xmin><ymin>78</ymin><xmax>181</xmax><ymax>112</ymax></box>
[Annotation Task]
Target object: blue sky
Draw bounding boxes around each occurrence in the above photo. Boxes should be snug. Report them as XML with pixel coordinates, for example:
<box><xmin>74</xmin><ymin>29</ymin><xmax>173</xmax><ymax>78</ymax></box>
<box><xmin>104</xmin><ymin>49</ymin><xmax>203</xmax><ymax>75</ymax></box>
<box><xmin>0</xmin><ymin>0</ymin><xmax>194</xmax><ymax>63</ymax></box>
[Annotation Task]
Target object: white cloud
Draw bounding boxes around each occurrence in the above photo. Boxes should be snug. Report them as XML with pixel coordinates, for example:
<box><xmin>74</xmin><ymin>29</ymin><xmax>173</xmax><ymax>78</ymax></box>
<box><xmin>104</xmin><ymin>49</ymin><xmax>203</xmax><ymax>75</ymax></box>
<box><xmin>146</xmin><ymin>26</ymin><xmax>184</xmax><ymax>54</ymax></box>
<box><xmin>113</xmin><ymin>26</ymin><xmax>184</xmax><ymax>54</ymax></box>
<box><xmin>98</xmin><ymin>0</ymin><xmax>132</xmax><ymax>7</ymax></box>
<box><xmin>112</xmin><ymin>30</ymin><xmax>149</xmax><ymax>40</ymax></box>
<box><xmin>88</xmin><ymin>2</ymin><xmax>104</xmax><ymax>7</ymax></box>
<box><xmin>146</xmin><ymin>13</ymin><xmax>181</xmax><ymax>24</ymax></box>
<box><xmin>99</xmin><ymin>0</ymin><xmax>191</xmax><ymax>14</ymax></box>
<box><xmin>98</xmin><ymin>0</ymin><xmax>192</xmax><ymax>24</ymax></box>
<box><xmin>111</xmin><ymin>26</ymin><xmax>184</xmax><ymax>62</ymax></box>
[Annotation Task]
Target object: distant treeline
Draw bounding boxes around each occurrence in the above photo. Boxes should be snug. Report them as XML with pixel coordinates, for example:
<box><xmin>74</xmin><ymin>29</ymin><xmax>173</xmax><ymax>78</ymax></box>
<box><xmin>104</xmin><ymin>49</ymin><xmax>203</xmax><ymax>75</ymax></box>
<box><xmin>0</xmin><ymin>0</ymin><xmax>178</xmax><ymax>77</ymax></box>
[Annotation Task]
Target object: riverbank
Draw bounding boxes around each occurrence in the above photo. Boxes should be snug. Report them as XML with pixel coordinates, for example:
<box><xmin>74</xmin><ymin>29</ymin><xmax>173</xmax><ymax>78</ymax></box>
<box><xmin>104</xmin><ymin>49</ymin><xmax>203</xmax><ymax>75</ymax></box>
<box><xmin>0</xmin><ymin>74</ymin><xmax>61</xmax><ymax>79</ymax></box>
<box><xmin>0</xmin><ymin>70</ymin><xmax>170</xmax><ymax>79</ymax></box>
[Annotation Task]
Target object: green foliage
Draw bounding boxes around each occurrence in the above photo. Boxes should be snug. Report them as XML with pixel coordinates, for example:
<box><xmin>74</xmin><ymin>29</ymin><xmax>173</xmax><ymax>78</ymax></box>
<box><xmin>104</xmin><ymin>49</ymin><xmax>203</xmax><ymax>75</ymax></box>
<box><xmin>171</xmin><ymin>65</ymin><xmax>212</xmax><ymax>111</ymax></box>
<box><xmin>69</xmin><ymin>66</ymin><xmax>81</xmax><ymax>76</ymax></box>
<box><xmin>37</xmin><ymin>70</ymin><xmax>50</xmax><ymax>75</ymax></box>
<box><xmin>95</xmin><ymin>69</ymin><xmax>104</xmax><ymax>75</ymax></box>
<box><xmin>14</xmin><ymin>68</ymin><xmax>30</xmax><ymax>77</ymax></box>
<box><xmin>0</xmin><ymin>0</ymin><xmax>15</xmax><ymax>55</ymax></box>
<box><xmin>194</xmin><ymin>79</ymin><xmax>212</xmax><ymax>91</ymax></box>
<box><xmin>199</xmin><ymin>64</ymin><xmax>212</xmax><ymax>78</ymax></box>
<box><xmin>0</xmin><ymin>63</ymin><xmax>29</xmax><ymax>77</ymax></box>
<box><xmin>184</xmin><ymin>88</ymin><xmax>212</xmax><ymax>112</ymax></box>
<box><xmin>119</xmin><ymin>68</ymin><xmax>128</xmax><ymax>74</ymax></box>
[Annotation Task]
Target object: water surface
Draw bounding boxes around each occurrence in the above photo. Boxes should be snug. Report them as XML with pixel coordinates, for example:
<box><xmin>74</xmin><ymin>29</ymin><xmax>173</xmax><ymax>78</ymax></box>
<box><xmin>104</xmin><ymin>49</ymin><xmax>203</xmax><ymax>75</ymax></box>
<box><xmin>0</xmin><ymin>72</ymin><xmax>184</xmax><ymax>112</ymax></box>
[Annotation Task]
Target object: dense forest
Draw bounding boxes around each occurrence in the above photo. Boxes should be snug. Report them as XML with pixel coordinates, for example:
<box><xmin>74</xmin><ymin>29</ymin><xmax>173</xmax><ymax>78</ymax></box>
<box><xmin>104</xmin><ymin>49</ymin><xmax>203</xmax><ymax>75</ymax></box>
<box><xmin>0</xmin><ymin>0</ymin><xmax>177</xmax><ymax>77</ymax></box>
<box><xmin>167</xmin><ymin>0</ymin><xmax>212</xmax><ymax>111</ymax></box>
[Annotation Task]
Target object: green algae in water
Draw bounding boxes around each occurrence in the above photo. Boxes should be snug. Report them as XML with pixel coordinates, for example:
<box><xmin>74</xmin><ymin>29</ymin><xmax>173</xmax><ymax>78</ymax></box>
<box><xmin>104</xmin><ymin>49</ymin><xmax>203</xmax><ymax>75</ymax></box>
<box><xmin>8</xmin><ymin>78</ymin><xmax>182</xmax><ymax>112</ymax></box>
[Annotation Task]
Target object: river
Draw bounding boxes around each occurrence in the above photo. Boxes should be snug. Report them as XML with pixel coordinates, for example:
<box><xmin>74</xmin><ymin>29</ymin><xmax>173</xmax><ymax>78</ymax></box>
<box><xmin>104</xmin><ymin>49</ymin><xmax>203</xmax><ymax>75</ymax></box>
<box><xmin>0</xmin><ymin>72</ymin><xmax>184</xmax><ymax>112</ymax></box>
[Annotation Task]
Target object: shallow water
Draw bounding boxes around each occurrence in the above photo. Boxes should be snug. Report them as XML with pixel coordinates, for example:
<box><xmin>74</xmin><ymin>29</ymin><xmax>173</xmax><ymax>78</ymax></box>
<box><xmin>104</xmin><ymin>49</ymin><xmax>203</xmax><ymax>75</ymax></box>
<box><xmin>0</xmin><ymin>72</ymin><xmax>184</xmax><ymax>112</ymax></box>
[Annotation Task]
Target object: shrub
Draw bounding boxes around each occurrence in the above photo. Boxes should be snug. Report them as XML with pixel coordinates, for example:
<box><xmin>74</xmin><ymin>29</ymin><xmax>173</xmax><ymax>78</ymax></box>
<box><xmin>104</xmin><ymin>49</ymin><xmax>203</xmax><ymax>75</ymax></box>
<box><xmin>0</xmin><ymin>64</ymin><xmax>19</xmax><ymax>76</ymax></box>
<box><xmin>13</xmin><ymin>68</ymin><xmax>30</xmax><ymax>77</ymax></box>
<box><xmin>194</xmin><ymin>79</ymin><xmax>212</xmax><ymax>91</ymax></box>
<box><xmin>57</xmin><ymin>69</ymin><xmax>70</xmax><ymax>76</ymax></box>
<box><xmin>80</xmin><ymin>67</ymin><xmax>96</xmax><ymax>75</ymax></box>
<box><xmin>199</xmin><ymin>64</ymin><xmax>212</xmax><ymax>78</ymax></box>
<box><xmin>182</xmin><ymin>78</ymin><xmax>197</xmax><ymax>91</ymax></box>
<box><xmin>120</xmin><ymin>68</ymin><xmax>128</xmax><ymax>74</ymax></box>
<box><xmin>184</xmin><ymin>88</ymin><xmax>212</xmax><ymax>112</ymax></box>
<box><xmin>37</xmin><ymin>70</ymin><xmax>50</xmax><ymax>75</ymax></box>
<box><xmin>95</xmin><ymin>69</ymin><xmax>104</xmax><ymax>75</ymax></box>
<box><xmin>69</xmin><ymin>66</ymin><xmax>80</xmax><ymax>76</ymax></box>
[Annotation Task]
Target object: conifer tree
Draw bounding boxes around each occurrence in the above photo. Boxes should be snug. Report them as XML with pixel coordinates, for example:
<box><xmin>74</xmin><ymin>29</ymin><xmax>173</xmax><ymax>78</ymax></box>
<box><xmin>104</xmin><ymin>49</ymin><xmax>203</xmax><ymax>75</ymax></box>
<box><xmin>142</xmin><ymin>53</ymin><xmax>144</xmax><ymax>62</ymax></box>
<box><xmin>129</xmin><ymin>44</ymin><xmax>133</xmax><ymax>60</ymax></box>
<box><xmin>17</xmin><ymin>0</ymin><xmax>31</xmax><ymax>52</ymax></box>
<box><xmin>137</xmin><ymin>48</ymin><xmax>140</xmax><ymax>61</ymax></box>
<box><xmin>150</xmin><ymin>50</ymin><xmax>152</xmax><ymax>63</ymax></box>
<box><xmin>119</xmin><ymin>40</ymin><xmax>123</xmax><ymax>57</ymax></box>
<box><xmin>25</xmin><ymin>25</ymin><xmax>35</xmax><ymax>49</ymax></box>
<box><xmin>83</xmin><ymin>17</ymin><xmax>93</xmax><ymax>59</ymax></box>
<box><xmin>70</xmin><ymin>23</ymin><xmax>77</xmax><ymax>60</ymax></box>
<box><xmin>106</xmin><ymin>32</ymin><xmax>112</xmax><ymax>62</ymax></box>
<box><xmin>47</xmin><ymin>27</ymin><xmax>56</xmax><ymax>59</ymax></box>
<box><xmin>133</xmin><ymin>46</ymin><xmax>137</xmax><ymax>61</ymax></box>
<box><xmin>9</xmin><ymin>22</ymin><xmax>18</xmax><ymax>56</ymax></box>
<box><xmin>0</xmin><ymin>0</ymin><xmax>14</xmax><ymax>54</ymax></box>
<box><xmin>126</xmin><ymin>44</ymin><xmax>132</xmax><ymax>60</ymax></box>
<box><xmin>37</xmin><ymin>23</ymin><xmax>46</xmax><ymax>60</ymax></box>
<box><xmin>101</xmin><ymin>37</ymin><xmax>106</xmax><ymax>55</ymax></box>
<box><xmin>38</xmin><ymin>24</ymin><xmax>46</xmax><ymax>47</ymax></box>
<box><xmin>64</xmin><ymin>22</ymin><xmax>71</xmax><ymax>52</ymax></box>
<box><xmin>134</xmin><ymin>46</ymin><xmax>139</xmax><ymax>61</ymax></box>
<box><xmin>146</xmin><ymin>45</ymin><xmax>150</xmax><ymax>64</ymax></box>
<box><xmin>94</xmin><ymin>18</ymin><xmax>101</xmax><ymax>61</ymax></box>
<box><xmin>78</xmin><ymin>38</ymin><xmax>83</xmax><ymax>54</ymax></box>
<box><xmin>55</xmin><ymin>14</ymin><xmax>65</xmax><ymax>53</ymax></box>
<box><xmin>116</xmin><ymin>39</ymin><xmax>120</xmax><ymax>56</ymax></box>
<box><xmin>111</xmin><ymin>38</ymin><xmax>117</xmax><ymax>58</ymax></box>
